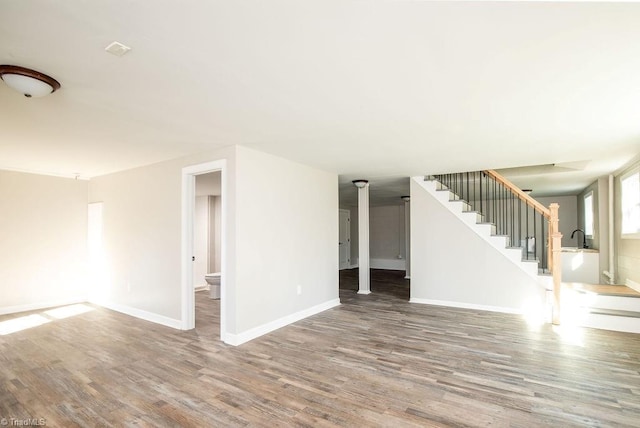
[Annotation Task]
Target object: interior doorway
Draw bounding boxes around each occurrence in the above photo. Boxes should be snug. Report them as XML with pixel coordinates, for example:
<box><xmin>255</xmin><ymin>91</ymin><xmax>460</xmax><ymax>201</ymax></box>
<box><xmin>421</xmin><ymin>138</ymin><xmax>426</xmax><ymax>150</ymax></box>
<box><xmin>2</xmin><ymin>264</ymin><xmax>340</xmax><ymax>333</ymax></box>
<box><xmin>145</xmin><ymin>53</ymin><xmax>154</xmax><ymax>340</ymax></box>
<box><xmin>193</xmin><ymin>172</ymin><xmax>222</xmax><ymax>337</ymax></box>
<box><xmin>339</xmin><ymin>209</ymin><xmax>351</xmax><ymax>270</ymax></box>
<box><xmin>181</xmin><ymin>159</ymin><xmax>227</xmax><ymax>341</ymax></box>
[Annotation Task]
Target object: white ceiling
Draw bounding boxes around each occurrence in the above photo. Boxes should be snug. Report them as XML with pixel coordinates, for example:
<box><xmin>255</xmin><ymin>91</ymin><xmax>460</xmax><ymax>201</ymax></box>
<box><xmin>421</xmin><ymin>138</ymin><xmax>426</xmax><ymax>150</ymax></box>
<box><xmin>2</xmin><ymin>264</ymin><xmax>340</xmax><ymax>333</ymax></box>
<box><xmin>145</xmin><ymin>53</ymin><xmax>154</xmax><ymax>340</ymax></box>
<box><xmin>2</xmin><ymin>1</ymin><xmax>639</xmax><ymax>202</ymax></box>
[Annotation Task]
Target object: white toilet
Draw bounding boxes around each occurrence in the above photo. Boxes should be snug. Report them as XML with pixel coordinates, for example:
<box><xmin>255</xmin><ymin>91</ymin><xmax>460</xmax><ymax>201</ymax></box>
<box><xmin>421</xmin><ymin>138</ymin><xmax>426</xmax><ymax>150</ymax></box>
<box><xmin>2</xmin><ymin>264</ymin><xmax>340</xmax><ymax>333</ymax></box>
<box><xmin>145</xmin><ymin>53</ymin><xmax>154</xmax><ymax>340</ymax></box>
<box><xmin>205</xmin><ymin>273</ymin><xmax>221</xmax><ymax>299</ymax></box>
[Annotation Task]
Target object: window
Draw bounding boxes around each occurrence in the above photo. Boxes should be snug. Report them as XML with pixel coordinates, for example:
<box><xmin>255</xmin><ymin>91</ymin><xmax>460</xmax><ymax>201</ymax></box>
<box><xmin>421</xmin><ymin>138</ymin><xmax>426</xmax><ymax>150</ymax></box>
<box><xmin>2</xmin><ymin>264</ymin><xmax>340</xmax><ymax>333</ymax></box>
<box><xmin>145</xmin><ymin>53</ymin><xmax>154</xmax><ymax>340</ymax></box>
<box><xmin>584</xmin><ymin>191</ymin><xmax>594</xmax><ymax>238</ymax></box>
<box><xmin>621</xmin><ymin>169</ymin><xmax>640</xmax><ymax>237</ymax></box>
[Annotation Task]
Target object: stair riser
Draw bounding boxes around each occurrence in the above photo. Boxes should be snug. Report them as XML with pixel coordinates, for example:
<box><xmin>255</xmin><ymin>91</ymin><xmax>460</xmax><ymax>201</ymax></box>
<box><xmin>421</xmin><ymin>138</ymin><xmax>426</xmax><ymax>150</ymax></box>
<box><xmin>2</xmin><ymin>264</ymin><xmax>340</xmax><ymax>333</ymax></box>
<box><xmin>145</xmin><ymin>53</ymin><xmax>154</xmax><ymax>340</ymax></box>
<box><xmin>563</xmin><ymin>293</ymin><xmax>640</xmax><ymax>313</ymax></box>
<box><xmin>571</xmin><ymin>313</ymin><xmax>640</xmax><ymax>334</ymax></box>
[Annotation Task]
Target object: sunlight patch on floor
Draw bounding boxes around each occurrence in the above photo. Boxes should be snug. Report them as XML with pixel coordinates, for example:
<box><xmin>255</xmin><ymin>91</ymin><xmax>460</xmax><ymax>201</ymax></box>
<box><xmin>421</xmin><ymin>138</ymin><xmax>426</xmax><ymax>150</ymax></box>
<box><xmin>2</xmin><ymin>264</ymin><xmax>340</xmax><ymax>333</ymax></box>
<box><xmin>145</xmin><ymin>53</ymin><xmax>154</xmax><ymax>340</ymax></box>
<box><xmin>0</xmin><ymin>314</ymin><xmax>50</xmax><ymax>335</ymax></box>
<box><xmin>44</xmin><ymin>304</ymin><xmax>94</xmax><ymax>319</ymax></box>
<box><xmin>0</xmin><ymin>304</ymin><xmax>94</xmax><ymax>335</ymax></box>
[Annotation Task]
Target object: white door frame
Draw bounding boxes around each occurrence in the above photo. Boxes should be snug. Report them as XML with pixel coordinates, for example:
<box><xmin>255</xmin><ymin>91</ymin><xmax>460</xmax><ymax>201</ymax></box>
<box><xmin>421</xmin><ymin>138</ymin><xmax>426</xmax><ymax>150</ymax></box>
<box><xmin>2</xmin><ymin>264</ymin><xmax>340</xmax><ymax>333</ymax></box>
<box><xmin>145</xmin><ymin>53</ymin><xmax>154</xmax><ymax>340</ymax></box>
<box><xmin>181</xmin><ymin>159</ymin><xmax>227</xmax><ymax>341</ymax></box>
<box><xmin>339</xmin><ymin>209</ymin><xmax>351</xmax><ymax>270</ymax></box>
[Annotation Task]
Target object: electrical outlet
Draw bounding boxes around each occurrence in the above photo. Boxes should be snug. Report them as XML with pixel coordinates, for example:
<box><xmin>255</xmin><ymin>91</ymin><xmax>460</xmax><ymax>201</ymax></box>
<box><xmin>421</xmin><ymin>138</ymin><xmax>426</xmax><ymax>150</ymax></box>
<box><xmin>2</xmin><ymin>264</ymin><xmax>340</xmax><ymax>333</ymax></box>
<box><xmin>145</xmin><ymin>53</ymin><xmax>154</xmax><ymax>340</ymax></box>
<box><xmin>296</xmin><ymin>285</ymin><xmax>302</xmax><ymax>295</ymax></box>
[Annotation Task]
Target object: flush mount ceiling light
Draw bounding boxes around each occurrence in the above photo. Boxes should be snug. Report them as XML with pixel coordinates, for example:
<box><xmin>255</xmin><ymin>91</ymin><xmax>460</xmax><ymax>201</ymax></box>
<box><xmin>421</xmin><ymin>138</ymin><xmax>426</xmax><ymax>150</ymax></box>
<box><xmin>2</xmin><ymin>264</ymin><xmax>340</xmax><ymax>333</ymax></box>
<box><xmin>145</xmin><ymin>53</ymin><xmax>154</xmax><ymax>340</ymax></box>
<box><xmin>0</xmin><ymin>65</ymin><xmax>61</xmax><ymax>98</ymax></box>
<box><xmin>352</xmin><ymin>179</ymin><xmax>369</xmax><ymax>188</ymax></box>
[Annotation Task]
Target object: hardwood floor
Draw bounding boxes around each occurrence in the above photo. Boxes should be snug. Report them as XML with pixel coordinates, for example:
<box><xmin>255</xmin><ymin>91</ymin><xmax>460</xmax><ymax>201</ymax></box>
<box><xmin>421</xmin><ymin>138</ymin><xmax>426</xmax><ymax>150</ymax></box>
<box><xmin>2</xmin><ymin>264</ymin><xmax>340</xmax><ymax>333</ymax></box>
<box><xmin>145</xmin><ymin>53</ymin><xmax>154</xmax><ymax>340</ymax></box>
<box><xmin>1</xmin><ymin>271</ymin><xmax>639</xmax><ymax>427</ymax></box>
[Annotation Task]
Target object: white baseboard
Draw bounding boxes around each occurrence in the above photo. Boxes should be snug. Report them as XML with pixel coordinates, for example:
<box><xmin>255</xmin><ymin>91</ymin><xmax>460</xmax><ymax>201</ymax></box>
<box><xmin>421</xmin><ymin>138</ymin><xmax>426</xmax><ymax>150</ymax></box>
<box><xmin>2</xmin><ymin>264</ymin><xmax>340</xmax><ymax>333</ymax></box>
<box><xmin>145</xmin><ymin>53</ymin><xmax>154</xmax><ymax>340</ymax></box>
<box><xmin>0</xmin><ymin>297</ymin><xmax>87</xmax><ymax>316</ymax></box>
<box><xmin>346</xmin><ymin>260</ymin><xmax>407</xmax><ymax>271</ymax></box>
<box><xmin>90</xmin><ymin>299</ymin><xmax>182</xmax><ymax>330</ymax></box>
<box><xmin>409</xmin><ymin>298</ymin><xmax>522</xmax><ymax>315</ymax></box>
<box><xmin>224</xmin><ymin>298</ymin><xmax>341</xmax><ymax>346</ymax></box>
<box><xmin>626</xmin><ymin>279</ymin><xmax>640</xmax><ymax>294</ymax></box>
<box><xmin>371</xmin><ymin>258</ymin><xmax>406</xmax><ymax>271</ymax></box>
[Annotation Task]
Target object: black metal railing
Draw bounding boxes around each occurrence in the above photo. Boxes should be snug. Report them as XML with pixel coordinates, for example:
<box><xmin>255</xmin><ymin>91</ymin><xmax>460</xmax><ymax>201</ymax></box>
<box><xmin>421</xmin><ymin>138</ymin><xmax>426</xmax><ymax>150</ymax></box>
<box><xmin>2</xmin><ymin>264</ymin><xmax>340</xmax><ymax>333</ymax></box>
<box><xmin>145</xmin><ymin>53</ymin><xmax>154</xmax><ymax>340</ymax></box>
<box><xmin>430</xmin><ymin>171</ymin><xmax>551</xmax><ymax>274</ymax></box>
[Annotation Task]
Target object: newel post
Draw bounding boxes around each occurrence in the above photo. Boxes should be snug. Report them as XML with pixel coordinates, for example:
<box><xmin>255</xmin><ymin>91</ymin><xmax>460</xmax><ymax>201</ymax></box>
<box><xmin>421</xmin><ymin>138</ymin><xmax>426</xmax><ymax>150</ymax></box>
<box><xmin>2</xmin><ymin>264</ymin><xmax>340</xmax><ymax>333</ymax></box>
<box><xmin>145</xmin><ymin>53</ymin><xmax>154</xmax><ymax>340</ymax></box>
<box><xmin>550</xmin><ymin>203</ymin><xmax>562</xmax><ymax>325</ymax></box>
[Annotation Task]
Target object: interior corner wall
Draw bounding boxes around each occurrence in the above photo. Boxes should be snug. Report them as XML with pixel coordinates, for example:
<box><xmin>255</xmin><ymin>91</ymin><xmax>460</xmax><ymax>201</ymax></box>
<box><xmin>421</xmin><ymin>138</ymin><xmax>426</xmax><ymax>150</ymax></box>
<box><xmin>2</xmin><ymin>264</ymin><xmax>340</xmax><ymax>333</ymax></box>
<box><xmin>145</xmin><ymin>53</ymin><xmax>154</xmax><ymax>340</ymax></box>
<box><xmin>0</xmin><ymin>170</ymin><xmax>88</xmax><ymax>313</ymax></box>
<box><xmin>234</xmin><ymin>146</ymin><xmax>339</xmax><ymax>334</ymax></box>
<box><xmin>410</xmin><ymin>179</ymin><xmax>545</xmax><ymax>312</ymax></box>
<box><xmin>536</xmin><ymin>195</ymin><xmax>578</xmax><ymax>249</ymax></box>
<box><xmin>88</xmin><ymin>146</ymin><xmax>237</xmax><ymax>327</ymax></box>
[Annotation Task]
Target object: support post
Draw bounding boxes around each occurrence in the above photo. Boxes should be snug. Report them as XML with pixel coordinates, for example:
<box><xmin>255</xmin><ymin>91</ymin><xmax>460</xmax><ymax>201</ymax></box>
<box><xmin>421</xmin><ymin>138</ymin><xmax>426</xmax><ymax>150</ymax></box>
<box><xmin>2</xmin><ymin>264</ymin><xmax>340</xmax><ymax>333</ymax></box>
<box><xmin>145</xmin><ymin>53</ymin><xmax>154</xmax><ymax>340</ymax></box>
<box><xmin>550</xmin><ymin>203</ymin><xmax>562</xmax><ymax>325</ymax></box>
<box><xmin>354</xmin><ymin>180</ymin><xmax>371</xmax><ymax>295</ymax></box>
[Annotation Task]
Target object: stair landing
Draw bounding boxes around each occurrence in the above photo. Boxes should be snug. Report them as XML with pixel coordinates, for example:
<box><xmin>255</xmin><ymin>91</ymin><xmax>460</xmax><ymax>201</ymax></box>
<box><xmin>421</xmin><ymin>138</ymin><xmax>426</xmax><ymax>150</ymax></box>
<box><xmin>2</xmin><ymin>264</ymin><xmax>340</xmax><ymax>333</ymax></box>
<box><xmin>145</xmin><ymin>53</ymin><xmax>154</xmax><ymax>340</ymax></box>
<box><xmin>561</xmin><ymin>282</ymin><xmax>640</xmax><ymax>334</ymax></box>
<box><xmin>562</xmin><ymin>282</ymin><xmax>640</xmax><ymax>298</ymax></box>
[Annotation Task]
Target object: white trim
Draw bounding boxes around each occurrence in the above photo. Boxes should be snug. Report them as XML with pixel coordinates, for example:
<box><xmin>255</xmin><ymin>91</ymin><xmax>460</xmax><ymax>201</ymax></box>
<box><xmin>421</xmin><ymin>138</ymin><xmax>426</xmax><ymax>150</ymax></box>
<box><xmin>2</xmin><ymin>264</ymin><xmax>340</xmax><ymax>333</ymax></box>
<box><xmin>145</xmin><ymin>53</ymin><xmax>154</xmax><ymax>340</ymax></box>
<box><xmin>91</xmin><ymin>299</ymin><xmax>182</xmax><ymax>329</ymax></box>
<box><xmin>370</xmin><ymin>258</ymin><xmax>406</xmax><ymax>271</ymax></box>
<box><xmin>0</xmin><ymin>297</ymin><xmax>87</xmax><ymax>316</ymax></box>
<box><xmin>224</xmin><ymin>299</ymin><xmax>340</xmax><ymax>346</ymax></box>
<box><xmin>181</xmin><ymin>159</ymin><xmax>227</xmax><ymax>338</ymax></box>
<box><xmin>626</xmin><ymin>279</ymin><xmax>640</xmax><ymax>294</ymax></box>
<box><xmin>409</xmin><ymin>298</ymin><xmax>522</xmax><ymax>315</ymax></box>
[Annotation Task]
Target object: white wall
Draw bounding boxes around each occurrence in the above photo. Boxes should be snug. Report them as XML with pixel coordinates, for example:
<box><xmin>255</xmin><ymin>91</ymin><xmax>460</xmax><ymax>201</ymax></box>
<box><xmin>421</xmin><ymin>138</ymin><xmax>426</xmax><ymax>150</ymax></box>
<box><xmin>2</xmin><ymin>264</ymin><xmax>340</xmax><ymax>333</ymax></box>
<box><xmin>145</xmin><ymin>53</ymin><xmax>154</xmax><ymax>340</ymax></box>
<box><xmin>0</xmin><ymin>170</ymin><xmax>88</xmax><ymax>313</ymax></box>
<box><xmin>88</xmin><ymin>146</ymin><xmax>237</xmax><ymax>326</ymax></box>
<box><xmin>370</xmin><ymin>204</ymin><xmax>406</xmax><ymax>270</ymax></box>
<box><xmin>234</xmin><ymin>146</ymin><xmax>339</xmax><ymax>335</ymax></box>
<box><xmin>342</xmin><ymin>204</ymin><xmax>407</xmax><ymax>270</ymax></box>
<box><xmin>410</xmin><ymin>179</ymin><xmax>546</xmax><ymax>313</ymax></box>
<box><xmin>88</xmin><ymin>145</ymin><xmax>338</xmax><ymax>343</ymax></box>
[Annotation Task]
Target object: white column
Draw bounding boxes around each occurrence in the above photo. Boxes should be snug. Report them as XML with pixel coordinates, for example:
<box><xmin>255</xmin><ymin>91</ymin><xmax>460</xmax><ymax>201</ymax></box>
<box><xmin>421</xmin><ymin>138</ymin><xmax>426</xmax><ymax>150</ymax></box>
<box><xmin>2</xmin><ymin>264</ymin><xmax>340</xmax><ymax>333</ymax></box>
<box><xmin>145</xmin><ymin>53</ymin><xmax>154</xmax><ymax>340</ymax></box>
<box><xmin>355</xmin><ymin>180</ymin><xmax>370</xmax><ymax>294</ymax></box>
<box><xmin>403</xmin><ymin>196</ymin><xmax>411</xmax><ymax>279</ymax></box>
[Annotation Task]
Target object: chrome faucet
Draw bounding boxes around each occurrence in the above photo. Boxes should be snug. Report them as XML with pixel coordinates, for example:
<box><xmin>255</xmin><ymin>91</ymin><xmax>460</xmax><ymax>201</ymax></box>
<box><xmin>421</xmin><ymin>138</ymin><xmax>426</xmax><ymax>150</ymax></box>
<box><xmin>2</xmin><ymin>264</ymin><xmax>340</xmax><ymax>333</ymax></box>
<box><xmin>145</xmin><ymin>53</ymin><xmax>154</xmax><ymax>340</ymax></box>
<box><xmin>570</xmin><ymin>228</ymin><xmax>588</xmax><ymax>249</ymax></box>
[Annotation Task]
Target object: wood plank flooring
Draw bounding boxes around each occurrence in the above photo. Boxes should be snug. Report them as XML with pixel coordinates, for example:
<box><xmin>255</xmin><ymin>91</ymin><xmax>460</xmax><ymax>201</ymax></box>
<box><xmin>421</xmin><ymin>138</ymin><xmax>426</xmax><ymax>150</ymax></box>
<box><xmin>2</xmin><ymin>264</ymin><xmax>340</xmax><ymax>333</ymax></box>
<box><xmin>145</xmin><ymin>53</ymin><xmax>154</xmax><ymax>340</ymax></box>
<box><xmin>1</xmin><ymin>270</ymin><xmax>639</xmax><ymax>426</ymax></box>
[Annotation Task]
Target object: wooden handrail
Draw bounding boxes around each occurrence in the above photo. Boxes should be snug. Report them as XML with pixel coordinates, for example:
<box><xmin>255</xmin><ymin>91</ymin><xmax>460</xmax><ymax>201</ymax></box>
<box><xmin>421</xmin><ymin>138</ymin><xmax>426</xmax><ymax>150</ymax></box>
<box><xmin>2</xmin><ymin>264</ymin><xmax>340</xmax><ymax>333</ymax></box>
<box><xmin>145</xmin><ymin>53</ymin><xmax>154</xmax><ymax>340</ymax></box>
<box><xmin>484</xmin><ymin>170</ymin><xmax>551</xmax><ymax>218</ymax></box>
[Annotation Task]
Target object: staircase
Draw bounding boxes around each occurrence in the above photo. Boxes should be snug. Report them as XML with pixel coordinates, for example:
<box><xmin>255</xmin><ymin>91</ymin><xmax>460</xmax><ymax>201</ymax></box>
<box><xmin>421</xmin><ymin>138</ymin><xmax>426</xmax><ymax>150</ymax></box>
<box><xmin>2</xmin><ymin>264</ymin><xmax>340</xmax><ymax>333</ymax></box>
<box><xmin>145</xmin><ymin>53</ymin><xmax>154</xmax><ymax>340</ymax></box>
<box><xmin>415</xmin><ymin>171</ymin><xmax>640</xmax><ymax>334</ymax></box>
<box><xmin>420</xmin><ymin>173</ymin><xmax>556</xmax><ymax>289</ymax></box>
<box><xmin>410</xmin><ymin>171</ymin><xmax>560</xmax><ymax>320</ymax></box>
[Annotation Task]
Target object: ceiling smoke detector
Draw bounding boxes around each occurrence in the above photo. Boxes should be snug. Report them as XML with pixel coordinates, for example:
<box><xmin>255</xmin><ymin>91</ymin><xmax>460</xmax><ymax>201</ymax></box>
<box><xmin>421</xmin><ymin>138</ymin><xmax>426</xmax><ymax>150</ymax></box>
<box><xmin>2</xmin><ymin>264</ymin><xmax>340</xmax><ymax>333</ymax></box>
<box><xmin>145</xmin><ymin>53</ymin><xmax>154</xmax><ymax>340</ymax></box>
<box><xmin>105</xmin><ymin>41</ymin><xmax>132</xmax><ymax>57</ymax></box>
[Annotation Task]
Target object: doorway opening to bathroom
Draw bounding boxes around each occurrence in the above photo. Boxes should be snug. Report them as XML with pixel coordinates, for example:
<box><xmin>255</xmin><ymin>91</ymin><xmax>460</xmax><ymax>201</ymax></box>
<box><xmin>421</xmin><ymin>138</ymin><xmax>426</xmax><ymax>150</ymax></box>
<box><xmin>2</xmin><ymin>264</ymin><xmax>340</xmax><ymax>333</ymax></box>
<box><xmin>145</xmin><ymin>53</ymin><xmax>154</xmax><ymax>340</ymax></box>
<box><xmin>181</xmin><ymin>159</ymin><xmax>227</xmax><ymax>342</ymax></box>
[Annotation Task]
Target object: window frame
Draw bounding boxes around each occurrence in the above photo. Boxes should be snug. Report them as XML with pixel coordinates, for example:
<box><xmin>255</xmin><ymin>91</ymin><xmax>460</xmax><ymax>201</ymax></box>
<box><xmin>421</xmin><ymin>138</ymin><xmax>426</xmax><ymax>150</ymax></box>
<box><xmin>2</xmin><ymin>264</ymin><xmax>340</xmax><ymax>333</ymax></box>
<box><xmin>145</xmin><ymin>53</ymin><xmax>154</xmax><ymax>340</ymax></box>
<box><xmin>621</xmin><ymin>167</ymin><xmax>640</xmax><ymax>239</ymax></box>
<box><xmin>583</xmin><ymin>190</ymin><xmax>594</xmax><ymax>239</ymax></box>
